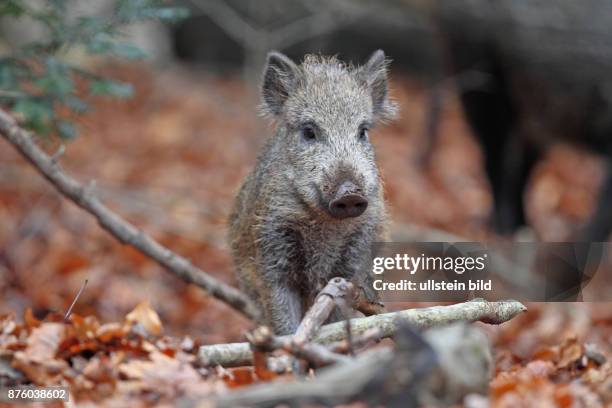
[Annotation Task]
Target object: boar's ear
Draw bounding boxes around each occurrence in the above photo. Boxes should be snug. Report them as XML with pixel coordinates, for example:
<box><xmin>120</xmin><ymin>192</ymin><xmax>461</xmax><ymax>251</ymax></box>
<box><xmin>261</xmin><ymin>51</ymin><xmax>300</xmax><ymax>117</ymax></box>
<box><xmin>357</xmin><ymin>50</ymin><xmax>398</xmax><ymax>121</ymax></box>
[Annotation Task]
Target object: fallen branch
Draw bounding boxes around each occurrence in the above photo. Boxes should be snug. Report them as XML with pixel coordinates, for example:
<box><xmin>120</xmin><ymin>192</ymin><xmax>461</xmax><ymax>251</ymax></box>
<box><xmin>245</xmin><ymin>278</ymin><xmax>357</xmax><ymax>372</ymax></box>
<box><xmin>198</xmin><ymin>299</ymin><xmax>526</xmax><ymax>366</ymax></box>
<box><xmin>0</xmin><ymin>109</ymin><xmax>260</xmax><ymax>321</ymax></box>
<box><xmin>247</xmin><ymin>326</ymin><xmax>349</xmax><ymax>368</ymax></box>
<box><xmin>293</xmin><ymin>277</ymin><xmax>354</xmax><ymax>344</ymax></box>
<box><xmin>327</xmin><ymin>327</ymin><xmax>383</xmax><ymax>354</ymax></box>
<box><xmin>210</xmin><ymin>348</ymin><xmax>398</xmax><ymax>408</ymax></box>
<box><xmin>209</xmin><ymin>323</ymin><xmax>490</xmax><ymax>408</ymax></box>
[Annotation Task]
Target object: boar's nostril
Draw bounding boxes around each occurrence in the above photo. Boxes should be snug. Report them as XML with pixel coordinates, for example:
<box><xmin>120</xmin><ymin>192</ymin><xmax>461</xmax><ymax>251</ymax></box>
<box><xmin>329</xmin><ymin>194</ymin><xmax>368</xmax><ymax>219</ymax></box>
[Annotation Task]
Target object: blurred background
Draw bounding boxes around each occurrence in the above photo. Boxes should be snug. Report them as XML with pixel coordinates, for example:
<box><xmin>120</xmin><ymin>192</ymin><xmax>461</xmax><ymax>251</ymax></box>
<box><xmin>0</xmin><ymin>0</ymin><xmax>610</xmax><ymax>359</ymax></box>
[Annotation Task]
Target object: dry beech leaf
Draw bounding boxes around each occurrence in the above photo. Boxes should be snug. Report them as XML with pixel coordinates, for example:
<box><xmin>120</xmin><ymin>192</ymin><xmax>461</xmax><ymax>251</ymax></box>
<box><xmin>70</xmin><ymin>314</ymin><xmax>101</xmax><ymax>339</ymax></box>
<box><xmin>82</xmin><ymin>356</ymin><xmax>117</xmax><ymax>384</ymax></box>
<box><xmin>12</xmin><ymin>353</ymin><xmax>68</xmax><ymax>385</ymax></box>
<box><xmin>223</xmin><ymin>367</ymin><xmax>257</xmax><ymax>388</ymax></box>
<box><xmin>55</xmin><ymin>251</ymin><xmax>90</xmax><ymax>275</ymax></box>
<box><xmin>118</xmin><ymin>350</ymin><xmax>212</xmax><ymax>397</ymax></box>
<box><xmin>96</xmin><ymin>322</ymin><xmax>129</xmax><ymax>343</ymax></box>
<box><xmin>557</xmin><ymin>337</ymin><xmax>584</xmax><ymax>369</ymax></box>
<box><xmin>252</xmin><ymin>350</ymin><xmax>277</xmax><ymax>381</ymax></box>
<box><xmin>1</xmin><ymin>315</ymin><xmax>17</xmax><ymax>335</ymax></box>
<box><xmin>532</xmin><ymin>345</ymin><xmax>559</xmax><ymax>362</ymax></box>
<box><xmin>553</xmin><ymin>384</ymin><xmax>574</xmax><ymax>408</ymax></box>
<box><xmin>125</xmin><ymin>300</ymin><xmax>163</xmax><ymax>337</ymax></box>
<box><xmin>12</xmin><ymin>323</ymin><xmax>68</xmax><ymax>384</ymax></box>
<box><xmin>24</xmin><ymin>308</ymin><xmax>41</xmax><ymax>329</ymax></box>
<box><xmin>24</xmin><ymin>323</ymin><xmax>65</xmax><ymax>362</ymax></box>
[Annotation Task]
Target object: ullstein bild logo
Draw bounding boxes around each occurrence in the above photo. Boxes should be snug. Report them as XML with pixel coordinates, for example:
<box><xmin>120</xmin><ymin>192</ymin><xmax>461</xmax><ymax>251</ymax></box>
<box><xmin>368</xmin><ymin>242</ymin><xmax>612</xmax><ymax>302</ymax></box>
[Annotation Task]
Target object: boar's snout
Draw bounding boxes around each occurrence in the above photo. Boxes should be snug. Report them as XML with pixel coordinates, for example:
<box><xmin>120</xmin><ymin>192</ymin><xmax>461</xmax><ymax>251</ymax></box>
<box><xmin>328</xmin><ymin>181</ymin><xmax>368</xmax><ymax>219</ymax></box>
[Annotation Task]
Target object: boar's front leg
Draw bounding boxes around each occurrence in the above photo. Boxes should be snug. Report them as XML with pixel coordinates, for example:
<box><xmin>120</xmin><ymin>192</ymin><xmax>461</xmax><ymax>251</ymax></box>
<box><xmin>264</xmin><ymin>284</ymin><xmax>302</xmax><ymax>335</ymax></box>
<box><xmin>258</xmin><ymin>230</ymin><xmax>304</xmax><ymax>335</ymax></box>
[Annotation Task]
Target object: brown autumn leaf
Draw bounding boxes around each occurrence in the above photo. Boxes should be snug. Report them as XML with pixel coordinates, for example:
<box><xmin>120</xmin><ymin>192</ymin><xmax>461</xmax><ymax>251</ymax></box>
<box><xmin>532</xmin><ymin>345</ymin><xmax>559</xmax><ymax>363</ymax></box>
<box><xmin>0</xmin><ymin>314</ymin><xmax>17</xmax><ymax>336</ymax></box>
<box><xmin>118</xmin><ymin>350</ymin><xmax>213</xmax><ymax>398</ymax></box>
<box><xmin>23</xmin><ymin>308</ymin><xmax>41</xmax><ymax>329</ymax></box>
<box><xmin>582</xmin><ymin>362</ymin><xmax>612</xmax><ymax>403</ymax></box>
<box><xmin>22</xmin><ymin>322</ymin><xmax>65</xmax><ymax>362</ymax></box>
<box><xmin>96</xmin><ymin>322</ymin><xmax>129</xmax><ymax>343</ymax></box>
<box><xmin>557</xmin><ymin>337</ymin><xmax>584</xmax><ymax>369</ymax></box>
<box><xmin>125</xmin><ymin>300</ymin><xmax>163</xmax><ymax>337</ymax></box>
<box><xmin>223</xmin><ymin>367</ymin><xmax>257</xmax><ymax>388</ymax></box>
<box><xmin>55</xmin><ymin>251</ymin><xmax>91</xmax><ymax>275</ymax></box>
<box><xmin>252</xmin><ymin>349</ymin><xmax>277</xmax><ymax>381</ymax></box>
<box><xmin>490</xmin><ymin>360</ymin><xmax>556</xmax><ymax>399</ymax></box>
<box><xmin>12</xmin><ymin>322</ymin><xmax>68</xmax><ymax>385</ymax></box>
<box><xmin>70</xmin><ymin>314</ymin><xmax>101</xmax><ymax>339</ymax></box>
<box><xmin>553</xmin><ymin>384</ymin><xmax>575</xmax><ymax>408</ymax></box>
<box><xmin>82</xmin><ymin>355</ymin><xmax>118</xmax><ymax>384</ymax></box>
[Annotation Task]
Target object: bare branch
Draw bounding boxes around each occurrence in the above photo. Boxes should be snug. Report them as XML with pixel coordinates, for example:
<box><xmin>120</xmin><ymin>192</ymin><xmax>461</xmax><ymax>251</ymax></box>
<box><xmin>327</xmin><ymin>327</ymin><xmax>383</xmax><ymax>353</ymax></box>
<box><xmin>248</xmin><ymin>326</ymin><xmax>349</xmax><ymax>368</ymax></box>
<box><xmin>198</xmin><ymin>299</ymin><xmax>526</xmax><ymax>366</ymax></box>
<box><xmin>0</xmin><ymin>109</ymin><xmax>260</xmax><ymax>321</ymax></box>
<box><xmin>210</xmin><ymin>323</ymin><xmax>491</xmax><ymax>408</ymax></box>
<box><xmin>293</xmin><ymin>277</ymin><xmax>354</xmax><ymax>344</ymax></box>
<box><xmin>50</xmin><ymin>144</ymin><xmax>66</xmax><ymax>165</ymax></box>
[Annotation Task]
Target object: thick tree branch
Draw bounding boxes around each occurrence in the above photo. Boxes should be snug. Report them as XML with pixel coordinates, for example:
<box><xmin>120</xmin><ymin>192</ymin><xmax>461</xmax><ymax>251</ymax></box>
<box><xmin>0</xmin><ymin>109</ymin><xmax>260</xmax><ymax>321</ymax></box>
<box><xmin>198</xmin><ymin>299</ymin><xmax>526</xmax><ymax>366</ymax></box>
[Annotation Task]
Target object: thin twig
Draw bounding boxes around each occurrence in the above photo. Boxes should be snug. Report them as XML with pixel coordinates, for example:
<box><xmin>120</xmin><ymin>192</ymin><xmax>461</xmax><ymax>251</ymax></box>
<box><xmin>0</xmin><ymin>109</ymin><xmax>260</xmax><ymax>321</ymax></box>
<box><xmin>341</xmin><ymin>302</ymin><xmax>354</xmax><ymax>356</ymax></box>
<box><xmin>50</xmin><ymin>144</ymin><xmax>65</xmax><ymax>164</ymax></box>
<box><xmin>328</xmin><ymin>327</ymin><xmax>383</xmax><ymax>354</ymax></box>
<box><xmin>293</xmin><ymin>277</ymin><xmax>354</xmax><ymax>344</ymax></box>
<box><xmin>248</xmin><ymin>326</ymin><xmax>349</xmax><ymax>368</ymax></box>
<box><xmin>64</xmin><ymin>279</ymin><xmax>88</xmax><ymax>321</ymax></box>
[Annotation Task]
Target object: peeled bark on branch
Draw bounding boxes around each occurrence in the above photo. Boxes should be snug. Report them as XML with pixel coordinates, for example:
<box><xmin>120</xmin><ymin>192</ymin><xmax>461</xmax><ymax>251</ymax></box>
<box><xmin>198</xmin><ymin>299</ymin><xmax>526</xmax><ymax>366</ymax></box>
<box><xmin>0</xmin><ymin>109</ymin><xmax>260</xmax><ymax>321</ymax></box>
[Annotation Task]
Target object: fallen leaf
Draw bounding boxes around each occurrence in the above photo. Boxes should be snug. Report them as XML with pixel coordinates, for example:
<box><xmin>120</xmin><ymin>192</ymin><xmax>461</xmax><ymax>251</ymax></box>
<box><xmin>24</xmin><ymin>323</ymin><xmax>65</xmax><ymax>362</ymax></box>
<box><xmin>96</xmin><ymin>322</ymin><xmax>129</xmax><ymax>343</ymax></box>
<box><xmin>23</xmin><ymin>308</ymin><xmax>41</xmax><ymax>329</ymax></box>
<box><xmin>557</xmin><ymin>337</ymin><xmax>583</xmax><ymax>369</ymax></box>
<box><xmin>125</xmin><ymin>300</ymin><xmax>163</xmax><ymax>337</ymax></box>
<box><xmin>118</xmin><ymin>350</ymin><xmax>212</xmax><ymax>398</ymax></box>
<box><xmin>223</xmin><ymin>367</ymin><xmax>257</xmax><ymax>388</ymax></box>
<box><xmin>252</xmin><ymin>350</ymin><xmax>277</xmax><ymax>381</ymax></box>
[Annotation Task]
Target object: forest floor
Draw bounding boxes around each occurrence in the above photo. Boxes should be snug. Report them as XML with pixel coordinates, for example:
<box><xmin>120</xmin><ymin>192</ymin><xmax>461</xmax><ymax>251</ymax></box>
<box><xmin>0</xmin><ymin>64</ymin><xmax>610</xmax><ymax>406</ymax></box>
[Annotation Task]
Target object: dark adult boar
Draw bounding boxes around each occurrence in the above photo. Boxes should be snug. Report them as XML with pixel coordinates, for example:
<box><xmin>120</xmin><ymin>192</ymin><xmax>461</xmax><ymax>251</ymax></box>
<box><xmin>434</xmin><ymin>1</ymin><xmax>612</xmax><ymax>240</ymax></box>
<box><xmin>229</xmin><ymin>50</ymin><xmax>397</xmax><ymax>334</ymax></box>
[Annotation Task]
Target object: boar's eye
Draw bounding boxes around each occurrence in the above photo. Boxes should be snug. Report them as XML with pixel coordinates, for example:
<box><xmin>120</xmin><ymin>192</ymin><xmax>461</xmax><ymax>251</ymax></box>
<box><xmin>300</xmin><ymin>123</ymin><xmax>317</xmax><ymax>141</ymax></box>
<box><xmin>358</xmin><ymin>124</ymin><xmax>370</xmax><ymax>141</ymax></box>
